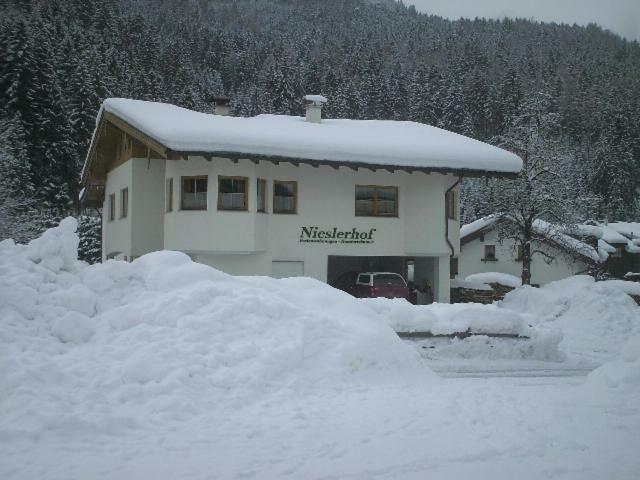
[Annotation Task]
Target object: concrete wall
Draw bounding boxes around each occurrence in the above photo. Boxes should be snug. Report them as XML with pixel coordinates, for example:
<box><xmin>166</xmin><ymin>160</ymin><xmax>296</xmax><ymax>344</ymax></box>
<box><xmin>458</xmin><ymin>228</ymin><xmax>590</xmax><ymax>285</ymax></box>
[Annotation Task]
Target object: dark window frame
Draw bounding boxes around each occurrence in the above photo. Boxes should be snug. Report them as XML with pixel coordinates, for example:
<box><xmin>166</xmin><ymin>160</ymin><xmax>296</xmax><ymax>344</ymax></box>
<box><xmin>273</xmin><ymin>180</ymin><xmax>298</xmax><ymax>214</ymax></box>
<box><xmin>181</xmin><ymin>175</ymin><xmax>208</xmax><ymax>211</ymax></box>
<box><xmin>483</xmin><ymin>244</ymin><xmax>497</xmax><ymax>262</ymax></box>
<box><xmin>355</xmin><ymin>185</ymin><xmax>399</xmax><ymax>218</ymax></box>
<box><xmin>217</xmin><ymin>176</ymin><xmax>249</xmax><ymax>211</ymax></box>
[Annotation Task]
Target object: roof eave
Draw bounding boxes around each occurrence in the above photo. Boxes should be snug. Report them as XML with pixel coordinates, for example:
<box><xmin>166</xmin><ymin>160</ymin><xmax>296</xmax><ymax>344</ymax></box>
<box><xmin>167</xmin><ymin>148</ymin><xmax>520</xmax><ymax>178</ymax></box>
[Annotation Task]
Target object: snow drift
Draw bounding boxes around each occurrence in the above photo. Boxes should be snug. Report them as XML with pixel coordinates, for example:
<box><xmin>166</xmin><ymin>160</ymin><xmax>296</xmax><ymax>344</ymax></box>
<box><xmin>501</xmin><ymin>276</ymin><xmax>640</xmax><ymax>364</ymax></box>
<box><xmin>363</xmin><ymin>297</ymin><xmax>563</xmax><ymax>361</ymax></box>
<box><xmin>0</xmin><ymin>218</ymin><xmax>429</xmax><ymax>436</ymax></box>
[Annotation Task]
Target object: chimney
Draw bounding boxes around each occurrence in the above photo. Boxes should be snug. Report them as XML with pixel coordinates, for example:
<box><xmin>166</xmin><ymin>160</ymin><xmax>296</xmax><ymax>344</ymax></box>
<box><xmin>213</xmin><ymin>95</ymin><xmax>231</xmax><ymax>116</ymax></box>
<box><xmin>303</xmin><ymin>94</ymin><xmax>327</xmax><ymax>123</ymax></box>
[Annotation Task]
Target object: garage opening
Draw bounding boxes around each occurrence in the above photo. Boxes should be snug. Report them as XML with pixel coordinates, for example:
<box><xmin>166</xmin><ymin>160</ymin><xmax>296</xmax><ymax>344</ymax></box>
<box><xmin>327</xmin><ymin>255</ymin><xmax>437</xmax><ymax>304</ymax></box>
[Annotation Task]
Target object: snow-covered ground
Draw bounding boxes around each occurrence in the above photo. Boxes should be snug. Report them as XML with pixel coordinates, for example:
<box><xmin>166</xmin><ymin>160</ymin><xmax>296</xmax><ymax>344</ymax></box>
<box><xmin>1</xmin><ymin>219</ymin><xmax>639</xmax><ymax>479</ymax></box>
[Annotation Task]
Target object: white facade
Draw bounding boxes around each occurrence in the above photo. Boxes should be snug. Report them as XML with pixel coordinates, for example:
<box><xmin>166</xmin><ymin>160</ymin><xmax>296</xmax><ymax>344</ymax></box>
<box><xmin>103</xmin><ymin>155</ymin><xmax>461</xmax><ymax>302</ymax></box>
<box><xmin>458</xmin><ymin>227</ymin><xmax>590</xmax><ymax>286</ymax></box>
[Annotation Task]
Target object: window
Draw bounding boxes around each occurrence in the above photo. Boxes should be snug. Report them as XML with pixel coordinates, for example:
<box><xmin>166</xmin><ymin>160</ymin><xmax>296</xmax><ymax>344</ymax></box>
<box><xmin>166</xmin><ymin>178</ymin><xmax>173</xmax><ymax>212</ymax></box>
<box><xmin>373</xmin><ymin>274</ymin><xmax>406</xmax><ymax>287</ymax></box>
<box><xmin>483</xmin><ymin>245</ymin><xmax>497</xmax><ymax>261</ymax></box>
<box><xmin>450</xmin><ymin>256</ymin><xmax>459</xmax><ymax>278</ymax></box>
<box><xmin>357</xmin><ymin>274</ymin><xmax>371</xmax><ymax>285</ymax></box>
<box><xmin>446</xmin><ymin>190</ymin><xmax>457</xmax><ymax>220</ymax></box>
<box><xmin>120</xmin><ymin>188</ymin><xmax>128</xmax><ymax>218</ymax></box>
<box><xmin>218</xmin><ymin>176</ymin><xmax>248</xmax><ymax>211</ymax></box>
<box><xmin>108</xmin><ymin>193</ymin><xmax>115</xmax><ymax>221</ymax></box>
<box><xmin>257</xmin><ymin>178</ymin><xmax>267</xmax><ymax>213</ymax></box>
<box><xmin>181</xmin><ymin>176</ymin><xmax>208</xmax><ymax>210</ymax></box>
<box><xmin>355</xmin><ymin>185</ymin><xmax>398</xmax><ymax>217</ymax></box>
<box><xmin>273</xmin><ymin>180</ymin><xmax>297</xmax><ymax>214</ymax></box>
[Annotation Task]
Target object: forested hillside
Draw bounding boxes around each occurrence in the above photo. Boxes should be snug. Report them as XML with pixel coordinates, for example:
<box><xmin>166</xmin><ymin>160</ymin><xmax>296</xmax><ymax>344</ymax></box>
<box><xmin>1</xmin><ymin>0</ymin><xmax>639</xmax><ymax>249</ymax></box>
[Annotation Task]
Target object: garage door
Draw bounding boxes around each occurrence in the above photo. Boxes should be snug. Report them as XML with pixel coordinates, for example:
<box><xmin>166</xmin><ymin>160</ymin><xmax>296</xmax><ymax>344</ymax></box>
<box><xmin>271</xmin><ymin>261</ymin><xmax>304</xmax><ymax>279</ymax></box>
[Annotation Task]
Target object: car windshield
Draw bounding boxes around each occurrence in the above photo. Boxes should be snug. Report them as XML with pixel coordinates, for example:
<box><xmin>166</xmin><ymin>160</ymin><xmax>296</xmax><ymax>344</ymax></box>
<box><xmin>373</xmin><ymin>274</ymin><xmax>405</xmax><ymax>287</ymax></box>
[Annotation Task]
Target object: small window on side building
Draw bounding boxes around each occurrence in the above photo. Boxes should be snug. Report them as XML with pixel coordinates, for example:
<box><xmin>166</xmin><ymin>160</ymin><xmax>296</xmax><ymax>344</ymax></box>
<box><xmin>257</xmin><ymin>178</ymin><xmax>267</xmax><ymax>213</ymax></box>
<box><xmin>120</xmin><ymin>188</ymin><xmax>128</xmax><ymax>218</ymax></box>
<box><xmin>483</xmin><ymin>245</ymin><xmax>496</xmax><ymax>261</ymax></box>
<box><xmin>181</xmin><ymin>176</ymin><xmax>208</xmax><ymax>210</ymax></box>
<box><xmin>273</xmin><ymin>180</ymin><xmax>297</xmax><ymax>214</ymax></box>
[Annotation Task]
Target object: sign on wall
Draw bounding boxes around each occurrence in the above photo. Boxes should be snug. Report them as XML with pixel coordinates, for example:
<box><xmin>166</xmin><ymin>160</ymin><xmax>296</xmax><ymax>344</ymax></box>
<box><xmin>300</xmin><ymin>226</ymin><xmax>376</xmax><ymax>245</ymax></box>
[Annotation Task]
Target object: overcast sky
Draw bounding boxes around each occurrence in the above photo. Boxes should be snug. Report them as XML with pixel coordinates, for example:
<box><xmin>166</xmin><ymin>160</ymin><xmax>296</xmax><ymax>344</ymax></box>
<box><xmin>404</xmin><ymin>0</ymin><xmax>640</xmax><ymax>41</ymax></box>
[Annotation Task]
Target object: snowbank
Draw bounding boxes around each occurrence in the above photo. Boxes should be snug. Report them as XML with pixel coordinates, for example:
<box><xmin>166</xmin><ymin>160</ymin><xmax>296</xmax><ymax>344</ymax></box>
<box><xmin>465</xmin><ymin>272</ymin><xmax>522</xmax><ymax>288</ymax></box>
<box><xmin>360</xmin><ymin>298</ymin><xmax>563</xmax><ymax>361</ymax></box>
<box><xmin>450</xmin><ymin>278</ymin><xmax>492</xmax><ymax>291</ymax></box>
<box><xmin>586</xmin><ymin>337</ymin><xmax>640</xmax><ymax>397</ymax></box>
<box><xmin>0</xmin><ymin>219</ymin><xmax>429</xmax><ymax>437</ymax></box>
<box><xmin>501</xmin><ymin>276</ymin><xmax>640</xmax><ymax>364</ymax></box>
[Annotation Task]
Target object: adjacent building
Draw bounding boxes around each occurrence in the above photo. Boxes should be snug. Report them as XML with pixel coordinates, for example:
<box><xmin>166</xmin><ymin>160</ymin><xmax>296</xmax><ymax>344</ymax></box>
<box><xmin>457</xmin><ymin>215</ymin><xmax>640</xmax><ymax>285</ymax></box>
<box><xmin>81</xmin><ymin>96</ymin><xmax>522</xmax><ymax>302</ymax></box>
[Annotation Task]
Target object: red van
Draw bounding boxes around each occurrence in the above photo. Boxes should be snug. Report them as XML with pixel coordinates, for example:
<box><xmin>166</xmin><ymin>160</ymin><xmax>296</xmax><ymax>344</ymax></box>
<box><xmin>331</xmin><ymin>271</ymin><xmax>411</xmax><ymax>300</ymax></box>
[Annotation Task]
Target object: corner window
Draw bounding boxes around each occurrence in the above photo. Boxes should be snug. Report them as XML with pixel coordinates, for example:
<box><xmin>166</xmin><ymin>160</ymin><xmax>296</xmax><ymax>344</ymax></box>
<box><xmin>355</xmin><ymin>185</ymin><xmax>398</xmax><ymax>217</ymax></box>
<box><xmin>181</xmin><ymin>176</ymin><xmax>208</xmax><ymax>210</ymax></box>
<box><xmin>446</xmin><ymin>190</ymin><xmax>457</xmax><ymax>220</ymax></box>
<box><xmin>483</xmin><ymin>245</ymin><xmax>497</xmax><ymax>261</ymax></box>
<box><xmin>166</xmin><ymin>178</ymin><xmax>173</xmax><ymax>212</ymax></box>
<box><xmin>273</xmin><ymin>180</ymin><xmax>297</xmax><ymax>214</ymax></box>
<box><xmin>257</xmin><ymin>178</ymin><xmax>267</xmax><ymax>213</ymax></box>
<box><xmin>120</xmin><ymin>188</ymin><xmax>128</xmax><ymax>218</ymax></box>
<box><xmin>218</xmin><ymin>176</ymin><xmax>248</xmax><ymax>211</ymax></box>
<box><xmin>108</xmin><ymin>193</ymin><xmax>115</xmax><ymax>221</ymax></box>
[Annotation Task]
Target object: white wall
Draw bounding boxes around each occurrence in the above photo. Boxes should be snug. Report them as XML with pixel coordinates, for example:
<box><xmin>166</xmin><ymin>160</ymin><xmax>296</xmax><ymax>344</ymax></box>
<box><xmin>102</xmin><ymin>160</ymin><xmax>132</xmax><ymax>260</ymax></box>
<box><xmin>458</xmin><ymin>228</ymin><xmax>590</xmax><ymax>285</ymax></box>
<box><xmin>131</xmin><ymin>158</ymin><xmax>165</xmax><ymax>257</ymax></box>
<box><xmin>105</xmin><ymin>155</ymin><xmax>460</xmax><ymax>301</ymax></box>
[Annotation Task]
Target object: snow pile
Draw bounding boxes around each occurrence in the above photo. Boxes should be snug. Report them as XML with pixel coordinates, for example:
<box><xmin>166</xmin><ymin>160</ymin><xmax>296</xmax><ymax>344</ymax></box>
<box><xmin>586</xmin><ymin>337</ymin><xmax>640</xmax><ymax>396</ymax></box>
<box><xmin>465</xmin><ymin>272</ymin><xmax>522</xmax><ymax>288</ymax></box>
<box><xmin>361</xmin><ymin>298</ymin><xmax>562</xmax><ymax>361</ymax></box>
<box><xmin>450</xmin><ymin>278</ymin><xmax>492</xmax><ymax>291</ymax></box>
<box><xmin>501</xmin><ymin>276</ymin><xmax>640</xmax><ymax>364</ymax></box>
<box><xmin>0</xmin><ymin>219</ymin><xmax>429</xmax><ymax>437</ymax></box>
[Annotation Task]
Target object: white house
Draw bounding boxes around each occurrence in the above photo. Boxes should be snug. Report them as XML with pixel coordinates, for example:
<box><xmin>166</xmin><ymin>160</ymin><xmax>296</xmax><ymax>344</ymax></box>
<box><xmin>457</xmin><ymin>216</ymin><xmax>603</xmax><ymax>285</ymax></box>
<box><xmin>81</xmin><ymin>96</ymin><xmax>522</xmax><ymax>303</ymax></box>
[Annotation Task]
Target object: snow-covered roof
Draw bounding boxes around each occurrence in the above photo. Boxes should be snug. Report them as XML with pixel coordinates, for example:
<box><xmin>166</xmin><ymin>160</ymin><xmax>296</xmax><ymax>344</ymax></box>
<box><xmin>461</xmin><ymin>216</ymin><xmax>640</xmax><ymax>262</ymax></box>
<box><xmin>460</xmin><ymin>215</ymin><xmax>601</xmax><ymax>263</ymax></box>
<box><xmin>83</xmin><ymin>98</ymin><xmax>522</xmax><ymax>179</ymax></box>
<box><xmin>459</xmin><ymin>215</ymin><xmax>499</xmax><ymax>239</ymax></box>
